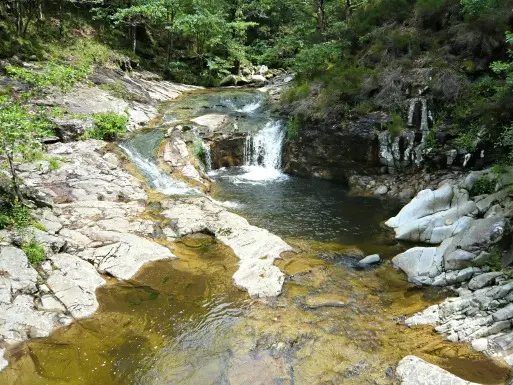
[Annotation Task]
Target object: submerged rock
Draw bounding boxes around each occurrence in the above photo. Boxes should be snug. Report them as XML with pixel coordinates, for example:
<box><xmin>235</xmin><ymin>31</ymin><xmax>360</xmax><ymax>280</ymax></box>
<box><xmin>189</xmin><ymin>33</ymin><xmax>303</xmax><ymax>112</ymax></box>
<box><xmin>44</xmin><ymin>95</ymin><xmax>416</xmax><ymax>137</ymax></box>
<box><xmin>304</xmin><ymin>293</ymin><xmax>346</xmax><ymax>309</ymax></box>
<box><xmin>396</xmin><ymin>356</ymin><xmax>482</xmax><ymax>385</ymax></box>
<box><xmin>357</xmin><ymin>254</ymin><xmax>381</xmax><ymax>267</ymax></box>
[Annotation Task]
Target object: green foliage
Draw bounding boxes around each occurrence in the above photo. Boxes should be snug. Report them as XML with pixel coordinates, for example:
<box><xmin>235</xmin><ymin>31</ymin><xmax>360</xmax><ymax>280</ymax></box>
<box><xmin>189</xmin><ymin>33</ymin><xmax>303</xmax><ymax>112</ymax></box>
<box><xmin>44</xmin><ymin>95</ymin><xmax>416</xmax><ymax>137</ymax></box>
<box><xmin>486</xmin><ymin>246</ymin><xmax>503</xmax><ymax>271</ymax></box>
<box><xmin>282</xmin><ymin>82</ymin><xmax>310</xmax><ymax>103</ymax></box>
<box><xmin>470</xmin><ymin>176</ymin><xmax>497</xmax><ymax>196</ymax></box>
<box><xmin>193</xmin><ymin>140</ymin><xmax>205</xmax><ymax>163</ymax></box>
<box><xmin>287</xmin><ymin>118</ymin><xmax>300</xmax><ymax>140</ymax></box>
<box><xmin>100</xmin><ymin>81</ymin><xmax>144</xmax><ymax>102</ymax></box>
<box><xmin>294</xmin><ymin>41</ymin><xmax>345</xmax><ymax>77</ymax></box>
<box><xmin>83</xmin><ymin>113</ymin><xmax>128</xmax><ymax>141</ymax></box>
<box><xmin>0</xmin><ymin>98</ymin><xmax>52</xmax><ymax>199</ymax></box>
<box><xmin>0</xmin><ymin>199</ymin><xmax>32</xmax><ymax>230</ymax></box>
<box><xmin>5</xmin><ymin>61</ymin><xmax>89</xmax><ymax>93</ymax></box>
<box><xmin>21</xmin><ymin>239</ymin><xmax>46</xmax><ymax>266</ymax></box>
<box><xmin>460</xmin><ymin>0</ymin><xmax>498</xmax><ymax>16</ymax></box>
<box><xmin>386</xmin><ymin>113</ymin><xmax>404</xmax><ymax>140</ymax></box>
<box><xmin>48</xmin><ymin>157</ymin><xmax>62</xmax><ymax>171</ymax></box>
<box><xmin>454</xmin><ymin>123</ymin><xmax>480</xmax><ymax>152</ymax></box>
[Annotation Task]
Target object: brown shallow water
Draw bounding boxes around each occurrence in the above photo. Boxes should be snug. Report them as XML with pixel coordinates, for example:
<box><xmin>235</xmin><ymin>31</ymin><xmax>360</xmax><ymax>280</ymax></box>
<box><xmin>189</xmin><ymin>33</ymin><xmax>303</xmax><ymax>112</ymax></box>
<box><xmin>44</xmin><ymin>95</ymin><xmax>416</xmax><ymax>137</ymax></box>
<box><xmin>0</xmin><ymin>234</ymin><xmax>510</xmax><ymax>385</ymax></box>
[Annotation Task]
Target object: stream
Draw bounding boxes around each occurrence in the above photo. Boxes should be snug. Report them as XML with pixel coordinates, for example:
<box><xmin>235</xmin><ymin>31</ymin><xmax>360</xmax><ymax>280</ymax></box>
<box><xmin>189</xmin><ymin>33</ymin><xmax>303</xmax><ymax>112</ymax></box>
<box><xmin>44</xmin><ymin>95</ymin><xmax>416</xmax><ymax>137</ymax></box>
<box><xmin>1</xmin><ymin>89</ymin><xmax>511</xmax><ymax>385</ymax></box>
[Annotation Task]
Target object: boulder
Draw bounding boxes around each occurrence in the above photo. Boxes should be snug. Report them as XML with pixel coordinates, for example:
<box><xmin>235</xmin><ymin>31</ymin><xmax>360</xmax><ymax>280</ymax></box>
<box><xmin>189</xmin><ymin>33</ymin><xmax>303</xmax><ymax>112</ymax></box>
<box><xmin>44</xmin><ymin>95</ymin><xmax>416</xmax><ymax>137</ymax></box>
<box><xmin>52</xmin><ymin>118</ymin><xmax>93</xmax><ymax>142</ymax></box>
<box><xmin>468</xmin><ymin>272</ymin><xmax>503</xmax><ymax>291</ymax></box>
<box><xmin>396</xmin><ymin>356</ymin><xmax>482</xmax><ymax>385</ymax></box>
<box><xmin>386</xmin><ymin>185</ymin><xmax>476</xmax><ymax>244</ymax></box>
<box><xmin>0</xmin><ymin>247</ymin><xmax>38</xmax><ymax>305</ymax></box>
<box><xmin>357</xmin><ymin>254</ymin><xmax>381</xmax><ymax>266</ymax></box>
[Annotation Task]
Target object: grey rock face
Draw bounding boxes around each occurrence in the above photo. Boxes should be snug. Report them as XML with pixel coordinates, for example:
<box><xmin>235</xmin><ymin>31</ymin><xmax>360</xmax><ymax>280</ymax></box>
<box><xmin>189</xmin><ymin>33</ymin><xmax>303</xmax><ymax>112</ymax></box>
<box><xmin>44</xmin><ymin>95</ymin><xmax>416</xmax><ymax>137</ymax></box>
<box><xmin>396</xmin><ymin>356</ymin><xmax>482</xmax><ymax>385</ymax></box>
<box><xmin>357</xmin><ymin>254</ymin><xmax>381</xmax><ymax>266</ymax></box>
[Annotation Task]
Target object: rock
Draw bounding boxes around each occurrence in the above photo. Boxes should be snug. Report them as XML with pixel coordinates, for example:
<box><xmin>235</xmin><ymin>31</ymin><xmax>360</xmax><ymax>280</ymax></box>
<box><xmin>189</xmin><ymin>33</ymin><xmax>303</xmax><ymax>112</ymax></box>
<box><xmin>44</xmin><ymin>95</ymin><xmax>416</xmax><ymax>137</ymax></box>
<box><xmin>52</xmin><ymin>117</ymin><xmax>93</xmax><ymax>142</ymax></box>
<box><xmin>0</xmin><ymin>247</ymin><xmax>38</xmax><ymax>305</ymax></box>
<box><xmin>191</xmin><ymin>113</ymin><xmax>230</xmax><ymax>132</ymax></box>
<box><xmin>405</xmin><ymin>305</ymin><xmax>440</xmax><ymax>326</ymax></box>
<box><xmin>392</xmin><ymin>239</ymin><xmax>451</xmax><ymax>285</ymax></box>
<box><xmin>161</xmin><ymin>197</ymin><xmax>292</xmax><ymax>297</ymax></box>
<box><xmin>249</xmin><ymin>74</ymin><xmax>267</xmax><ymax>85</ymax></box>
<box><xmin>386</xmin><ymin>185</ymin><xmax>476</xmax><ymax>244</ymax></box>
<box><xmin>304</xmin><ymin>294</ymin><xmax>346</xmax><ymax>309</ymax></box>
<box><xmin>471</xmin><ymin>338</ymin><xmax>488</xmax><ymax>352</ymax></box>
<box><xmin>47</xmin><ymin>253</ymin><xmax>106</xmax><ymax>319</ymax></box>
<box><xmin>79</xmin><ymin>231</ymin><xmax>175</xmax><ymax>280</ymax></box>
<box><xmin>444</xmin><ymin>249</ymin><xmax>477</xmax><ymax>271</ymax></box>
<box><xmin>468</xmin><ymin>272</ymin><xmax>503</xmax><ymax>291</ymax></box>
<box><xmin>396</xmin><ymin>356</ymin><xmax>482</xmax><ymax>385</ymax></box>
<box><xmin>399</xmin><ymin>188</ymin><xmax>415</xmax><ymax>199</ymax></box>
<box><xmin>357</xmin><ymin>254</ymin><xmax>381</xmax><ymax>266</ymax></box>
<box><xmin>374</xmin><ymin>185</ymin><xmax>388</xmax><ymax>195</ymax></box>
<box><xmin>0</xmin><ymin>349</ymin><xmax>8</xmax><ymax>372</ymax></box>
<box><xmin>220</xmin><ymin>74</ymin><xmax>239</xmax><ymax>86</ymax></box>
<box><xmin>38</xmin><ymin>295</ymin><xmax>66</xmax><ymax>313</ymax></box>
<box><xmin>258</xmin><ymin>65</ymin><xmax>269</xmax><ymax>75</ymax></box>
<box><xmin>492</xmin><ymin>303</ymin><xmax>513</xmax><ymax>322</ymax></box>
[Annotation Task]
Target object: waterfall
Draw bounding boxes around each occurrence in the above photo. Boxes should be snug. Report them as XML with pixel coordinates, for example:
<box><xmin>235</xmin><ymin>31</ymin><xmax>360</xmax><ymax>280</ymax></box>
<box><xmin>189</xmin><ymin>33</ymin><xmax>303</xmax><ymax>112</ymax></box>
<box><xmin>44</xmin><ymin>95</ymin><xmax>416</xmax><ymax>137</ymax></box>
<box><xmin>203</xmin><ymin>142</ymin><xmax>212</xmax><ymax>172</ymax></box>
<box><xmin>237</xmin><ymin>120</ymin><xmax>287</xmax><ymax>182</ymax></box>
<box><xmin>119</xmin><ymin>144</ymin><xmax>198</xmax><ymax>196</ymax></box>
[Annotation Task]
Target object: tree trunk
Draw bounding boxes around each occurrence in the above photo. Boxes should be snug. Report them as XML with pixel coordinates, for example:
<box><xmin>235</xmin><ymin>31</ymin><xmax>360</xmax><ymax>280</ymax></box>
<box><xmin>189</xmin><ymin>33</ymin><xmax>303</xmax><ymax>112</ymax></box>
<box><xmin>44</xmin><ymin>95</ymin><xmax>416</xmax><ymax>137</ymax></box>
<box><xmin>316</xmin><ymin>0</ymin><xmax>325</xmax><ymax>38</ymax></box>
<box><xmin>345</xmin><ymin>0</ymin><xmax>352</xmax><ymax>19</ymax></box>
<box><xmin>6</xmin><ymin>153</ymin><xmax>22</xmax><ymax>202</ymax></box>
<box><xmin>15</xmin><ymin>0</ymin><xmax>23</xmax><ymax>36</ymax></box>
<box><xmin>132</xmin><ymin>25</ymin><xmax>137</xmax><ymax>54</ymax></box>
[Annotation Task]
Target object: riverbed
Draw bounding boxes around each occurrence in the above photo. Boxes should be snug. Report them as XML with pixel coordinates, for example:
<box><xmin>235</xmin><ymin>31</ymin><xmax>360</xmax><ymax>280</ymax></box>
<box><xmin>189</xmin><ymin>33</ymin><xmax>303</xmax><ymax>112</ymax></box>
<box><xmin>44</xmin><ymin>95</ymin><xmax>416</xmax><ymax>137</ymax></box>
<box><xmin>1</xmin><ymin>89</ymin><xmax>510</xmax><ymax>385</ymax></box>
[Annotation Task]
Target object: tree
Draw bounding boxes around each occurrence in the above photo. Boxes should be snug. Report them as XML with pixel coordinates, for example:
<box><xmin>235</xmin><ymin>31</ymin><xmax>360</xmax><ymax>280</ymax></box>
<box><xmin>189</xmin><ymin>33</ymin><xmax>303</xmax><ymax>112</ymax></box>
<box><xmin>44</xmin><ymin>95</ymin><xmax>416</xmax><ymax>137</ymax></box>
<box><xmin>0</xmin><ymin>99</ymin><xmax>51</xmax><ymax>201</ymax></box>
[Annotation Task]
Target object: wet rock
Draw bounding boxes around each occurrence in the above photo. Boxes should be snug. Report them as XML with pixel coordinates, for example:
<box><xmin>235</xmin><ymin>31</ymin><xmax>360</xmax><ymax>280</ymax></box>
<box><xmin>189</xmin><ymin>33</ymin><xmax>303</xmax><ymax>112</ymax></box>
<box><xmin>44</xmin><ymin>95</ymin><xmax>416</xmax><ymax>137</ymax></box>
<box><xmin>0</xmin><ymin>349</ymin><xmax>7</xmax><ymax>371</ymax></box>
<box><xmin>374</xmin><ymin>185</ymin><xmax>388</xmax><ymax>195</ymax></box>
<box><xmin>471</xmin><ymin>338</ymin><xmax>488</xmax><ymax>352</ymax></box>
<box><xmin>396</xmin><ymin>355</ymin><xmax>482</xmax><ymax>385</ymax></box>
<box><xmin>304</xmin><ymin>293</ymin><xmax>346</xmax><ymax>309</ymax></box>
<box><xmin>357</xmin><ymin>254</ymin><xmax>381</xmax><ymax>266</ymax></box>
<box><xmin>405</xmin><ymin>304</ymin><xmax>440</xmax><ymax>326</ymax></box>
<box><xmin>161</xmin><ymin>197</ymin><xmax>292</xmax><ymax>297</ymax></box>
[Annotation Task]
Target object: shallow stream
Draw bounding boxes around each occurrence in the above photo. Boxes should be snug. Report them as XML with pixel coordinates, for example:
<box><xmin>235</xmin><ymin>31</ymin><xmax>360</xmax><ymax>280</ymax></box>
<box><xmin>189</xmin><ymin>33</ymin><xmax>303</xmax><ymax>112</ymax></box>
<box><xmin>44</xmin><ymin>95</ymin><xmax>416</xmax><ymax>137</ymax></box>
<box><xmin>1</xmin><ymin>89</ymin><xmax>510</xmax><ymax>385</ymax></box>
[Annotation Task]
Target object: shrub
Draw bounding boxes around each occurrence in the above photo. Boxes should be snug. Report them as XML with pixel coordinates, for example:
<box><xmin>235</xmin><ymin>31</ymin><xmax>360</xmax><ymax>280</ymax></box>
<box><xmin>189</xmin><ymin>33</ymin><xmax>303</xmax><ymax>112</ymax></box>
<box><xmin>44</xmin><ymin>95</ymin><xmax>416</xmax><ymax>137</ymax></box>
<box><xmin>282</xmin><ymin>82</ymin><xmax>310</xmax><ymax>103</ymax></box>
<box><xmin>386</xmin><ymin>113</ymin><xmax>404</xmax><ymax>140</ymax></box>
<box><xmin>21</xmin><ymin>239</ymin><xmax>46</xmax><ymax>266</ymax></box>
<box><xmin>84</xmin><ymin>113</ymin><xmax>128</xmax><ymax>141</ymax></box>
<box><xmin>5</xmin><ymin>61</ymin><xmax>89</xmax><ymax>93</ymax></box>
<box><xmin>48</xmin><ymin>157</ymin><xmax>62</xmax><ymax>171</ymax></box>
<box><xmin>287</xmin><ymin>118</ymin><xmax>300</xmax><ymax>140</ymax></box>
<box><xmin>470</xmin><ymin>176</ymin><xmax>497</xmax><ymax>196</ymax></box>
<box><xmin>486</xmin><ymin>246</ymin><xmax>502</xmax><ymax>271</ymax></box>
<box><xmin>0</xmin><ymin>199</ymin><xmax>32</xmax><ymax>230</ymax></box>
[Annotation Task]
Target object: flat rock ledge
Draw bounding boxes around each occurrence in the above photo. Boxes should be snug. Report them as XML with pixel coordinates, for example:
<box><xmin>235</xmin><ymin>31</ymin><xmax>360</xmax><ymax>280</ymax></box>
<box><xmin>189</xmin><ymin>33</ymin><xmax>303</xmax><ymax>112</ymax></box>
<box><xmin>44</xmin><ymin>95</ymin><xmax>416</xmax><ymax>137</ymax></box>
<box><xmin>387</xmin><ymin>171</ymin><xmax>513</xmax><ymax>367</ymax></box>
<box><xmin>0</xmin><ymin>139</ymin><xmax>291</xmax><ymax>370</ymax></box>
<box><xmin>396</xmin><ymin>356</ymin><xmax>482</xmax><ymax>385</ymax></box>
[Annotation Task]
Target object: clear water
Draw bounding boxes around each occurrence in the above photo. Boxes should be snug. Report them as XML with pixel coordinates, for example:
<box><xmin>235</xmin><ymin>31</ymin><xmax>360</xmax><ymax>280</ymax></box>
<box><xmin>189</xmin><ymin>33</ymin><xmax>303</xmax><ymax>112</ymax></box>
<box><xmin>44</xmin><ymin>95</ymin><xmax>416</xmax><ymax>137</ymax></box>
<box><xmin>1</xmin><ymin>89</ymin><xmax>510</xmax><ymax>385</ymax></box>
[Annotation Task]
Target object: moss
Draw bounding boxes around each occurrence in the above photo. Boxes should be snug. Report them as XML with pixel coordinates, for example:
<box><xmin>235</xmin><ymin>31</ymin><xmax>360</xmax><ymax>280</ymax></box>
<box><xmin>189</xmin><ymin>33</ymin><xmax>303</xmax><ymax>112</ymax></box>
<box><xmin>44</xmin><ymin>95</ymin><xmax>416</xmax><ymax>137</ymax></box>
<box><xmin>287</xmin><ymin>118</ymin><xmax>300</xmax><ymax>140</ymax></box>
<box><xmin>282</xmin><ymin>82</ymin><xmax>310</xmax><ymax>103</ymax></box>
<box><xmin>386</xmin><ymin>113</ymin><xmax>404</xmax><ymax>140</ymax></box>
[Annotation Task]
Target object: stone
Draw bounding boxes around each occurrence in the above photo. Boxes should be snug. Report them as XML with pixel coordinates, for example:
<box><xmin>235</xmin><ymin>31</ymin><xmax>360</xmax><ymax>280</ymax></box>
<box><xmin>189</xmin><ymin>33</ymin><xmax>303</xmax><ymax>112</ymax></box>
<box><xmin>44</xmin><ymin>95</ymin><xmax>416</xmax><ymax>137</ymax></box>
<box><xmin>47</xmin><ymin>254</ymin><xmax>106</xmax><ymax>319</ymax></box>
<box><xmin>0</xmin><ymin>247</ymin><xmax>38</xmax><ymax>305</ymax></box>
<box><xmin>357</xmin><ymin>254</ymin><xmax>381</xmax><ymax>266</ymax></box>
<box><xmin>471</xmin><ymin>338</ymin><xmax>488</xmax><ymax>352</ymax></box>
<box><xmin>79</xmin><ymin>231</ymin><xmax>175</xmax><ymax>280</ymax></box>
<box><xmin>0</xmin><ymin>349</ymin><xmax>7</xmax><ymax>372</ymax></box>
<box><xmin>468</xmin><ymin>272</ymin><xmax>503</xmax><ymax>291</ymax></box>
<box><xmin>386</xmin><ymin>185</ymin><xmax>476</xmax><ymax>244</ymax></box>
<box><xmin>249</xmin><ymin>74</ymin><xmax>267</xmax><ymax>84</ymax></box>
<box><xmin>396</xmin><ymin>355</ymin><xmax>482</xmax><ymax>385</ymax></box>
<box><xmin>405</xmin><ymin>305</ymin><xmax>440</xmax><ymax>326</ymax></box>
<box><xmin>304</xmin><ymin>294</ymin><xmax>346</xmax><ymax>309</ymax></box>
<box><xmin>492</xmin><ymin>303</ymin><xmax>513</xmax><ymax>322</ymax></box>
<box><xmin>392</xmin><ymin>238</ymin><xmax>451</xmax><ymax>285</ymax></box>
<box><xmin>52</xmin><ymin>117</ymin><xmax>93</xmax><ymax>142</ymax></box>
<box><xmin>38</xmin><ymin>295</ymin><xmax>66</xmax><ymax>313</ymax></box>
<box><xmin>444</xmin><ymin>249</ymin><xmax>477</xmax><ymax>271</ymax></box>
<box><xmin>258</xmin><ymin>65</ymin><xmax>269</xmax><ymax>75</ymax></box>
<box><xmin>161</xmin><ymin>197</ymin><xmax>292</xmax><ymax>297</ymax></box>
<box><xmin>374</xmin><ymin>185</ymin><xmax>388</xmax><ymax>195</ymax></box>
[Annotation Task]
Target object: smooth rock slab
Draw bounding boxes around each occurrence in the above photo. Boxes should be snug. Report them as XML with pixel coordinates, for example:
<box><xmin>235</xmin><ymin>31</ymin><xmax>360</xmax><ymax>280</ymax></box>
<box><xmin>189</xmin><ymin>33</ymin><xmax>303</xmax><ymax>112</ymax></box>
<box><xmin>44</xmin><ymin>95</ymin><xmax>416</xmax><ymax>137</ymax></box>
<box><xmin>396</xmin><ymin>356</ymin><xmax>482</xmax><ymax>385</ymax></box>
<box><xmin>0</xmin><ymin>247</ymin><xmax>38</xmax><ymax>305</ymax></box>
<box><xmin>162</xmin><ymin>197</ymin><xmax>292</xmax><ymax>297</ymax></box>
<box><xmin>468</xmin><ymin>272</ymin><xmax>503</xmax><ymax>291</ymax></box>
<box><xmin>357</xmin><ymin>254</ymin><xmax>380</xmax><ymax>266</ymax></box>
<box><xmin>47</xmin><ymin>254</ymin><xmax>106</xmax><ymax>319</ymax></box>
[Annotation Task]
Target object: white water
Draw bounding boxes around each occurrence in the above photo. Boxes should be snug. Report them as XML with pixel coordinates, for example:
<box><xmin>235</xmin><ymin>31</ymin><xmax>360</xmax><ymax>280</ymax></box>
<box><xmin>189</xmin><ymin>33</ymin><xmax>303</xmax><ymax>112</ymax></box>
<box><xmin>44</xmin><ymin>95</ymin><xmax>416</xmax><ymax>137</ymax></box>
<box><xmin>203</xmin><ymin>142</ymin><xmax>212</xmax><ymax>172</ymax></box>
<box><xmin>236</xmin><ymin>120</ymin><xmax>287</xmax><ymax>183</ymax></box>
<box><xmin>119</xmin><ymin>144</ymin><xmax>199</xmax><ymax>196</ymax></box>
<box><xmin>236</xmin><ymin>101</ymin><xmax>262</xmax><ymax>114</ymax></box>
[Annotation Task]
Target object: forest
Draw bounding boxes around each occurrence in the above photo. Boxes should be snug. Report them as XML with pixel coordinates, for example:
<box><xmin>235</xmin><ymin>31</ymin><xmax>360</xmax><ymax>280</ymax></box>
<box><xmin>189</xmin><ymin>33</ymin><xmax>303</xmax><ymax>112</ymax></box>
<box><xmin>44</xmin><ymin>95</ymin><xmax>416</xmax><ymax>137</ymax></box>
<box><xmin>0</xmin><ymin>0</ymin><xmax>513</xmax><ymax>161</ymax></box>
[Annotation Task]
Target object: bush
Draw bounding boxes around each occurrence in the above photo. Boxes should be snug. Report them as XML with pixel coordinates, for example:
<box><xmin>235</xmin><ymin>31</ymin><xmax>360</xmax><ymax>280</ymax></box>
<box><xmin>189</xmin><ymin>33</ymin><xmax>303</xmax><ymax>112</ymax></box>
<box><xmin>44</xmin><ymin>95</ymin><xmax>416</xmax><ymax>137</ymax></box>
<box><xmin>287</xmin><ymin>118</ymin><xmax>300</xmax><ymax>140</ymax></box>
<box><xmin>84</xmin><ymin>113</ymin><xmax>128</xmax><ymax>141</ymax></box>
<box><xmin>282</xmin><ymin>82</ymin><xmax>310</xmax><ymax>103</ymax></box>
<box><xmin>5</xmin><ymin>61</ymin><xmax>89</xmax><ymax>93</ymax></box>
<box><xmin>386</xmin><ymin>113</ymin><xmax>404</xmax><ymax>140</ymax></box>
<box><xmin>470</xmin><ymin>176</ymin><xmax>497</xmax><ymax>196</ymax></box>
<box><xmin>0</xmin><ymin>199</ymin><xmax>32</xmax><ymax>230</ymax></box>
<box><xmin>21</xmin><ymin>239</ymin><xmax>46</xmax><ymax>266</ymax></box>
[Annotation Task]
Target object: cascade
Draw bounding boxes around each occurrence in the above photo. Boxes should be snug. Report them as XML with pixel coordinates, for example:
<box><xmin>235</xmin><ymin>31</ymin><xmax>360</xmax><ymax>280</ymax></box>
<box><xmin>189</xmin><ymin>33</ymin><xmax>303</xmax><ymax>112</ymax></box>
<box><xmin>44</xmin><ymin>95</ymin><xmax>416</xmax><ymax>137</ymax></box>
<box><xmin>119</xmin><ymin>144</ymin><xmax>197</xmax><ymax>196</ymax></box>
<box><xmin>203</xmin><ymin>142</ymin><xmax>212</xmax><ymax>172</ymax></box>
<box><xmin>244</xmin><ymin>120</ymin><xmax>285</xmax><ymax>170</ymax></box>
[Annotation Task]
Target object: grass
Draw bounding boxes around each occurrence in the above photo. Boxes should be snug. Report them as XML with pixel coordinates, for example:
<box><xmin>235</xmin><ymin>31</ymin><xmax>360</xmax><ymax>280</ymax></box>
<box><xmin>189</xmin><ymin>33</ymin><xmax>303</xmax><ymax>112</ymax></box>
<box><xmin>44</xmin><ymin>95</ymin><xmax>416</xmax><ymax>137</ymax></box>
<box><xmin>21</xmin><ymin>239</ymin><xmax>46</xmax><ymax>266</ymax></box>
<box><xmin>82</xmin><ymin>112</ymin><xmax>128</xmax><ymax>141</ymax></box>
<box><xmin>470</xmin><ymin>176</ymin><xmax>497</xmax><ymax>196</ymax></box>
<box><xmin>386</xmin><ymin>113</ymin><xmax>404</xmax><ymax>140</ymax></box>
<box><xmin>287</xmin><ymin>118</ymin><xmax>300</xmax><ymax>140</ymax></box>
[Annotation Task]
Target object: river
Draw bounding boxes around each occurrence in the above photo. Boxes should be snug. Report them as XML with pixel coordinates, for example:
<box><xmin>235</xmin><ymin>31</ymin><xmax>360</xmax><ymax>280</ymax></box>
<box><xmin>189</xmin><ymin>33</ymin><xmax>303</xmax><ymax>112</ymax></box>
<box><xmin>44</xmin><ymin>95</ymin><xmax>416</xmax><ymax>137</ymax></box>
<box><xmin>0</xmin><ymin>89</ymin><xmax>510</xmax><ymax>385</ymax></box>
